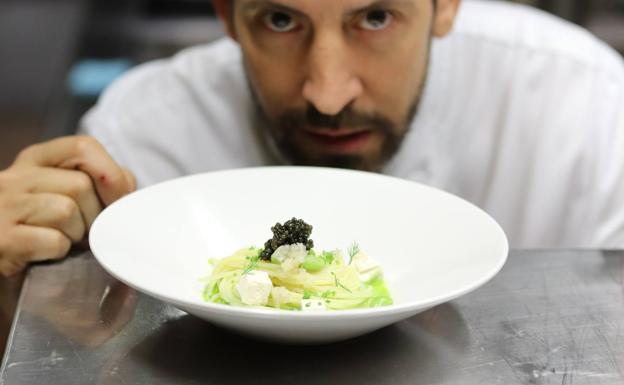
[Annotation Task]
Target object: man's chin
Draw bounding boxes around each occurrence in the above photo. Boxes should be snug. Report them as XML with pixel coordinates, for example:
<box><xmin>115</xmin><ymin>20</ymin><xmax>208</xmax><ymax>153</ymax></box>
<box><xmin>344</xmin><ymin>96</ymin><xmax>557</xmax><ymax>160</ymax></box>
<box><xmin>280</xmin><ymin>131</ymin><xmax>389</xmax><ymax>171</ymax></box>
<box><xmin>282</xmin><ymin>148</ymin><xmax>382</xmax><ymax>171</ymax></box>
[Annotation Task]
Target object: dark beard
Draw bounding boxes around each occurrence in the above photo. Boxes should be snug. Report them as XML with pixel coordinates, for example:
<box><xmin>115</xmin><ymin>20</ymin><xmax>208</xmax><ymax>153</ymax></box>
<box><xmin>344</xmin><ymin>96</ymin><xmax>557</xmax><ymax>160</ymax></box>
<box><xmin>283</xmin><ymin>103</ymin><xmax>414</xmax><ymax>170</ymax></box>
<box><xmin>246</xmin><ymin>51</ymin><xmax>429</xmax><ymax>171</ymax></box>
<box><xmin>253</xmin><ymin>99</ymin><xmax>421</xmax><ymax>172</ymax></box>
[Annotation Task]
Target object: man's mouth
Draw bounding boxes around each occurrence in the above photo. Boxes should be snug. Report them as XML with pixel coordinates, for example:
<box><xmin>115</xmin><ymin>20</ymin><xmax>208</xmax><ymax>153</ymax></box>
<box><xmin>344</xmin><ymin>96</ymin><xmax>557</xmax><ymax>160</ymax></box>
<box><xmin>303</xmin><ymin>128</ymin><xmax>372</xmax><ymax>153</ymax></box>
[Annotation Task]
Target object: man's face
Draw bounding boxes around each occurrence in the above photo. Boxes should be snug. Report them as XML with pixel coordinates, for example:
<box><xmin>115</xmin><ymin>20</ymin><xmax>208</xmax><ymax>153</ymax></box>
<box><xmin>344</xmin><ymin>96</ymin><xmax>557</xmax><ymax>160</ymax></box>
<box><xmin>217</xmin><ymin>0</ymin><xmax>457</xmax><ymax>171</ymax></box>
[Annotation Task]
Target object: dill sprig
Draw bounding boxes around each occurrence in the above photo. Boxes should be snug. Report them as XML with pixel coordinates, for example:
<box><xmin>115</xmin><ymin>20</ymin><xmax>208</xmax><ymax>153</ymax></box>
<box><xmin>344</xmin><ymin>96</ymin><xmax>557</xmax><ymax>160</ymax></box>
<box><xmin>347</xmin><ymin>242</ymin><xmax>360</xmax><ymax>265</ymax></box>
<box><xmin>331</xmin><ymin>272</ymin><xmax>352</xmax><ymax>293</ymax></box>
<box><xmin>242</xmin><ymin>255</ymin><xmax>261</xmax><ymax>275</ymax></box>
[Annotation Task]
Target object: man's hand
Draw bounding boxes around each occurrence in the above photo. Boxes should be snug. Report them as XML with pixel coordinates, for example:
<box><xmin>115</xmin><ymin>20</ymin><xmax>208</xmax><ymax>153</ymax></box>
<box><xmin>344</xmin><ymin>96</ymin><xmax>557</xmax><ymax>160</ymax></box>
<box><xmin>0</xmin><ymin>136</ymin><xmax>136</xmax><ymax>276</ymax></box>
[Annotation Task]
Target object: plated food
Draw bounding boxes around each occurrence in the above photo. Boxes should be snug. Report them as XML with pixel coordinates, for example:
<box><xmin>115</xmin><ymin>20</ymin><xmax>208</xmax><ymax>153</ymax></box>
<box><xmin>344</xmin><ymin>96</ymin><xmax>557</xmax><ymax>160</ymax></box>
<box><xmin>90</xmin><ymin>167</ymin><xmax>508</xmax><ymax>343</ymax></box>
<box><xmin>203</xmin><ymin>218</ymin><xmax>392</xmax><ymax>311</ymax></box>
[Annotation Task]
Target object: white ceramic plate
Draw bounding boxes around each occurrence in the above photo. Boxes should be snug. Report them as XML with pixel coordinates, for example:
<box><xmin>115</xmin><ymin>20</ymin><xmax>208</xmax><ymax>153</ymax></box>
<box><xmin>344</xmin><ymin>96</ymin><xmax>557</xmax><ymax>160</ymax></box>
<box><xmin>90</xmin><ymin>166</ymin><xmax>508</xmax><ymax>344</ymax></box>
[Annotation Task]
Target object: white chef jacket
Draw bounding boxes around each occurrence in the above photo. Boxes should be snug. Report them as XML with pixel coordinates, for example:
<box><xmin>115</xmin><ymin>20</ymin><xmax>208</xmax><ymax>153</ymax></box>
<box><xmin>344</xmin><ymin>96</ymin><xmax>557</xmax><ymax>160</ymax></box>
<box><xmin>81</xmin><ymin>0</ymin><xmax>624</xmax><ymax>249</ymax></box>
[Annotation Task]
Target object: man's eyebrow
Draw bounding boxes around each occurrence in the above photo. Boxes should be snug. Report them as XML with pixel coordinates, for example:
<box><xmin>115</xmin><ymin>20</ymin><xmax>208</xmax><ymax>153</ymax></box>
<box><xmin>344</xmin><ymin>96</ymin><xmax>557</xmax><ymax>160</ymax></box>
<box><xmin>240</xmin><ymin>0</ymin><xmax>416</xmax><ymax>15</ymax></box>
<box><xmin>347</xmin><ymin>0</ymin><xmax>416</xmax><ymax>15</ymax></box>
<box><xmin>240</xmin><ymin>0</ymin><xmax>303</xmax><ymax>15</ymax></box>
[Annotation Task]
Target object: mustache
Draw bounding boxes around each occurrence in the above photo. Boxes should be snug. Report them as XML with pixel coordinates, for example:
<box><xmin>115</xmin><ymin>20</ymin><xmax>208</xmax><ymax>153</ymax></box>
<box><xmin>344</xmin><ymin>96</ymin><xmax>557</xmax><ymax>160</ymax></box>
<box><xmin>277</xmin><ymin>105</ymin><xmax>395</xmax><ymax>133</ymax></box>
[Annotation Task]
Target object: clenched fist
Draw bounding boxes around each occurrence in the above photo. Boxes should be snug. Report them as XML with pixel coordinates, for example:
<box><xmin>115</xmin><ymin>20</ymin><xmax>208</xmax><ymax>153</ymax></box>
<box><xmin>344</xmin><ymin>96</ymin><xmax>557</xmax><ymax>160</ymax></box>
<box><xmin>0</xmin><ymin>136</ymin><xmax>135</xmax><ymax>276</ymax></box>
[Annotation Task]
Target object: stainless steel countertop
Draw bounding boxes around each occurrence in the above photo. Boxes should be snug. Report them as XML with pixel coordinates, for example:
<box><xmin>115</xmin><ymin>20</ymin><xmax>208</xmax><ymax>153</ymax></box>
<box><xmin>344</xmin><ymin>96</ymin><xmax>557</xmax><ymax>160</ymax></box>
<box><xmin>1</xmin><ymin>250</ymin><xmax>623</xmax><ymax>384</ymax></box>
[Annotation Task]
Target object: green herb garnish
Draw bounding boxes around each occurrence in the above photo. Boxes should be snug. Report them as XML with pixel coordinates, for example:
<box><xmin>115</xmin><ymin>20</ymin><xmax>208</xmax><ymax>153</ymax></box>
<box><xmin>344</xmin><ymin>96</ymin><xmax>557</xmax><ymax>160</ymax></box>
<box><xmin>321</xmin><ymin>251</ymin><xmax>335</xmax><ymax>264</ymax></box>
<box><xmin>202</xmin><ymin>279</ymin><xmax>222</xmax><ymax>301</ymax></box>
<box><xmin>347</xmin><ymin>242</ymin><xmax>360</xmax><ymax>265</ymax></box>
<box><xmin>242</xmin><ymin>255</ymin><xmax>261</xmax><ymax>275</ymax></box>
<box><xmin>331</xmin><ymin>272</ymin><xmax>352</xmax><ymax>293</ymax></box>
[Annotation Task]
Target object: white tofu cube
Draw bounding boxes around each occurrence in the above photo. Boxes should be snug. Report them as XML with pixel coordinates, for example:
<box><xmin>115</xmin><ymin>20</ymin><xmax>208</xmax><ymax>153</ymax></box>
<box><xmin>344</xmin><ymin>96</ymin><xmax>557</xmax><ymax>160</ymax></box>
<box><xmin>301</xmin><ymin>299</ymin><xmax>327</xmax><ymax>312</ymax></box>
<box><xmin>236</xmin><ymin>271</ymin><xmax>273</xmax><ymax>306</ymax></box>
<box><xmin>351</xmin><ymin>251</ymin><xmax>381</xmax><ymax>282</ymax></box>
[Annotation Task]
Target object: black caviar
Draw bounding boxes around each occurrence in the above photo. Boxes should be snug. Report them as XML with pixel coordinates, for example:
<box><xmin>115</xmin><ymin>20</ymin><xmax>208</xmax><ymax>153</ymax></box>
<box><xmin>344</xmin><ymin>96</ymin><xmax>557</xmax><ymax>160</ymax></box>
<box><xmin>260</xmin><ymin>218</ymin><xmax>314</xmax><ymax>260</ymax></box>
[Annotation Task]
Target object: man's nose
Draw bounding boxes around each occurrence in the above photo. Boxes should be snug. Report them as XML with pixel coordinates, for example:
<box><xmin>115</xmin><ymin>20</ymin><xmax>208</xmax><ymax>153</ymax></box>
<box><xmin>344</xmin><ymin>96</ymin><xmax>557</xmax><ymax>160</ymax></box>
<box><xmin>302</xmin><ymin>33</ymin><xmax>364</xmax><ymax>116</ymax></box>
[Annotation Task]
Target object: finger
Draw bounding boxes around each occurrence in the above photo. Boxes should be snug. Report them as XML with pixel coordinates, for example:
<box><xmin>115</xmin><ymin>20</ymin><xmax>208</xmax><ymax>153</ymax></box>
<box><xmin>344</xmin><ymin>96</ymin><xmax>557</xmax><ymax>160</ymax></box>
<box><xmin>14</xmin><ymin>136</ymin><xmax>132</xmax><ymax>206</ymax></box>
<box><xmin>122</xmin><ymin>168</ymin><xmax>137</xmax><ymax>193</ymax></box>
<box><xmin>6</xmin><ymin>225</ymin><xmax>71</xmax><ymax>263</ymax></box>
<box><xmin>24</xmin><ymin>167</ymin><xmax>103</xmax><ymax>230</ymax></box>
<box><xmin>19</xmin><ymin>193</ymin><xmax>86</xmax><ymax>243</ymax></box>
<box><xmin>0</xmin><ymin>258</ymin><xmax>26</xmax><ymax>278</ymax></box>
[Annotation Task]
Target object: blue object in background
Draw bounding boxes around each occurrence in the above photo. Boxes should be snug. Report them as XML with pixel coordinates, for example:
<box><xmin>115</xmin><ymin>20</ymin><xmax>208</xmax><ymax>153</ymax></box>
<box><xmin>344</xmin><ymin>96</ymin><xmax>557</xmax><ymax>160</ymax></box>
<box><xmin>66</xmin><ymin>58</ymin><xmax>133</xmax><ymax>98</ymax></box>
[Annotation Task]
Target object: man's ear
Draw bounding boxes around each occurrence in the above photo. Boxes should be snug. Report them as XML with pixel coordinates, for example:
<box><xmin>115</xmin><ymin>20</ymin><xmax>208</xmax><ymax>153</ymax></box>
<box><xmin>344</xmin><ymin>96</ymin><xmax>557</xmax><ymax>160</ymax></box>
<box><xmin>432</xmin><ymin>0</ymin><xmax>461</xmax><ymax>38</ymax></box>
<box><xmin>213</xmin><ymin>0</ymin><xmax>237</xmax><ymax>40</ymax></box>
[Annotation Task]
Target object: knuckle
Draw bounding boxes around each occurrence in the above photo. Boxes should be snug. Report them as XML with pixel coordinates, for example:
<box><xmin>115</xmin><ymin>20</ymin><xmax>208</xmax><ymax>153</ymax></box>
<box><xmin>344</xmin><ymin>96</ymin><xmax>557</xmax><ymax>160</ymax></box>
<box><xmin>0</xmin><ymin>169</ymin><xmax>19</xmax><ymax>192</ymax></box>
<box><xmin>0</xmin><ymin>193</ymin><xmax>21</xmax><ymax>214</ymax></box>
<box><xmin>106</xmin><ymin>170</ymin><xmax>126</xmax><ymax>189</ymax></box>
<box><xmin>54</xmin><ymin>196</ymin><xmax>79</xmax><ymax>224</ymax></box>
<box><xmin>74</xmin><ymin>136</ymin><xmax>101</xmax><ymax>155</ymax></box>
<box><xmin>71</xmin><ymin>172</ymin><xmax>95</xmax><ymax>198</ymax></box>
<box><xmin>14</xmin><ymin>143</ymin><xmax>39</xmax><ymax>163</ymax></box>
<box><xmin>123</xmin><ymin>169</ymin><xmax>137</xmax><ymax>192</ymax></box>
<box><xmin>50</xmin><ymin>231</ymin><xmax>71</xmax><ymax>258</ymax></box>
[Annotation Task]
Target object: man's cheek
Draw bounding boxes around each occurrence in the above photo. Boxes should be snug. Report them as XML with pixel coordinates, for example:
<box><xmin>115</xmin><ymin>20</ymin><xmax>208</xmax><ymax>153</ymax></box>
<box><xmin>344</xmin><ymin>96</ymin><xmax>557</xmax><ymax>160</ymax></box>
<box><xmin>249</xmin><ymin>65</ymin><xmax>296</xmax><ymax>104</ymax></box>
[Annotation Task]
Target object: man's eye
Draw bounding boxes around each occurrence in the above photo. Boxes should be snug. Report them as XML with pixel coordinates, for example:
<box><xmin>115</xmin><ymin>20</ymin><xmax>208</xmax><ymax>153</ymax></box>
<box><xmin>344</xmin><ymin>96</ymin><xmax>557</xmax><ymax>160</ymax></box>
<box><xmin>263</xmin><ymin>11</ymin><xmax>297</xmax><ymax>32</ymax></box>
<box><xmin>358</xmin><ymin>10</ymin><xmax>392</xmax><ymax>31</ymax></box>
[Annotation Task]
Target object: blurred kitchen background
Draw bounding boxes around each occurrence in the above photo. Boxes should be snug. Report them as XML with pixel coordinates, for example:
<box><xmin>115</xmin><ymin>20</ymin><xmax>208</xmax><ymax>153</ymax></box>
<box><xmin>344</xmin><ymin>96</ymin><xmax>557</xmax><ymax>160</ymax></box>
<box><xmin>0</xmin><ymin>0</ymin><xmax>623</xmax><ymax>356</ymax></box>
<box><xmin>1</xmin><ymin>0</ymin><xmax>624</xmax><ymax>167</ymax></box>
